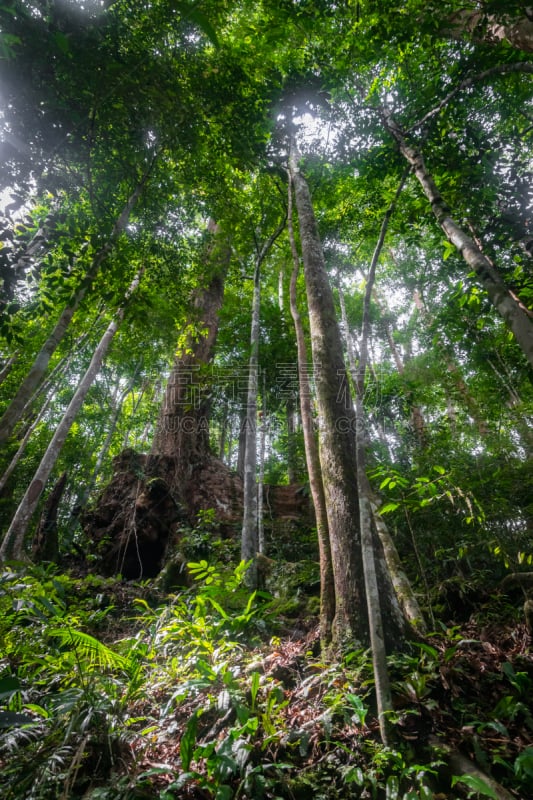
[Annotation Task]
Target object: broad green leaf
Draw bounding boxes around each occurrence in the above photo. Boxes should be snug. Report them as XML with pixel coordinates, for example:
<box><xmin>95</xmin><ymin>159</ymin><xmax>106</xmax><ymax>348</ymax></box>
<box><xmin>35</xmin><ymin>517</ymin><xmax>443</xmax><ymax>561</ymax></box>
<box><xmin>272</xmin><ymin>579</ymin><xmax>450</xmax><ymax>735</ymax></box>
<box><xmin>451</xmin><ymin>774</ymin><xmax>497</xmax><ymax>799</ymax></box>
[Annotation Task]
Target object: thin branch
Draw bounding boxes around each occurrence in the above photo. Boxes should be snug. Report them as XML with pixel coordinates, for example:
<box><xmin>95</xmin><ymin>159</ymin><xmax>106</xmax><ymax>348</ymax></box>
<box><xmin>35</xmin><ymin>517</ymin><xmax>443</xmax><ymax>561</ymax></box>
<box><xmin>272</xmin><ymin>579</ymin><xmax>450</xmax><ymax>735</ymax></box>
<box><xmin>407</xmin><ymin>62</ymin><xmax>533</xmax><ymax>134</ymax></box>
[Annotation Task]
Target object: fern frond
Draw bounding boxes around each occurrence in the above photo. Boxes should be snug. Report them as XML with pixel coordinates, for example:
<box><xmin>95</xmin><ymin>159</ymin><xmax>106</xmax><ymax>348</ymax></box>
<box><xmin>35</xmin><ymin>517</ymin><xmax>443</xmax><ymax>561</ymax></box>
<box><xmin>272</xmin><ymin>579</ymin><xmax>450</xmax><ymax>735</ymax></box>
<box><xmin>48</xmin><ymin>627</ymin><xmax>127</xmax><ymax>671</ymax></box>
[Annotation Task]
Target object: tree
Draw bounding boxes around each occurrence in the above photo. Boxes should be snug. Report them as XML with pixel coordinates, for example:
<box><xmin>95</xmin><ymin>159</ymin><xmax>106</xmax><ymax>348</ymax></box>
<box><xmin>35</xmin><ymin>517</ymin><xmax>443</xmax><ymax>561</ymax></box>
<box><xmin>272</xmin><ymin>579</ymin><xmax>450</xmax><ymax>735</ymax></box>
<box><xmin>288</xmin><ymin>130</ymin><xmax>408</xmax><ymax>651</ymax></box>
<box><xmin>0</xmin><ymin>268</ymin><xmax>144</xmax><ymax>560</ymax></box>
<box><xmin>287</xmin><ymin>169</ymin><xmax>335</xmax><ymax>645</ymax></box>
<box><xmin>240</xmin><ymin>217</ymin><xmax>285</xmax><ymax>588</ymax></box>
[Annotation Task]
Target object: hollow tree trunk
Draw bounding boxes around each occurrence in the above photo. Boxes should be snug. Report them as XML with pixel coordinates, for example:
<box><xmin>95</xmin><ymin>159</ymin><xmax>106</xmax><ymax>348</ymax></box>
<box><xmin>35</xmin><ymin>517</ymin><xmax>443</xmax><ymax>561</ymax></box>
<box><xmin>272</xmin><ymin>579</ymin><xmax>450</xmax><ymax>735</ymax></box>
<box><xmin>0</xmin><ymin>269</ymin><xmax>143</xmax><ymax>561</ymax></box>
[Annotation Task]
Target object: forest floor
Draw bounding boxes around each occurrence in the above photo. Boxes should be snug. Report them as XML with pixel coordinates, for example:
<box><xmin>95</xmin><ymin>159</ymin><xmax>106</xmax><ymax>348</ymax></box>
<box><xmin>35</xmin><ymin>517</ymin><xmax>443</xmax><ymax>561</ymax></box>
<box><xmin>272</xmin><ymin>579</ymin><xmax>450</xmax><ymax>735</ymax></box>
<box><xmin>1</xmin><ymin>564</ymin><xmax>533</xmax><ymax>799</ymax></box>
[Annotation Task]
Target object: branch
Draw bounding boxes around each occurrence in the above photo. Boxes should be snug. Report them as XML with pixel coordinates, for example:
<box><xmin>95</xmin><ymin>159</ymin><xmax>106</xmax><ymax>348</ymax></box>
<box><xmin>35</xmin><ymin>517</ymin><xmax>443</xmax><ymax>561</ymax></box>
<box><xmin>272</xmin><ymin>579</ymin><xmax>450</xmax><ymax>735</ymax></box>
<box><xmin>407</xmin><ymin>62</ymin><xmax>533</xmax><ymax>134</ymax></box>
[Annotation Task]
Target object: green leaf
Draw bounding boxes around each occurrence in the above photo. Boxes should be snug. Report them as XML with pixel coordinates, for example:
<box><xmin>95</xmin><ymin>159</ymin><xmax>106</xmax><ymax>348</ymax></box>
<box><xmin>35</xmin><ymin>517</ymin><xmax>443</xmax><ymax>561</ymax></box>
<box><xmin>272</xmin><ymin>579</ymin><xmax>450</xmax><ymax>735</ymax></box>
<box><xmin>442</xmin><ymin>240</ymin><xmax>456</xmax><ymax>261</ymax></box>
<box><xmin>379</xmin><ymin>502</ymin><xmax>400</xmax><ymax>514</ymax></box>
<box><xmin>53</xmin><ymin>31</ymin><xmax>71</xmax><ymax>56</ymax></box>
<box><xmin>180</xmin><ymin>712</ymin><xmax>200</xmax><ymax>770</ymax></box>
<box><xmin>451</xmin><ymin>774</ymin><xmax>497</xmax><ymax>799</ymax></box>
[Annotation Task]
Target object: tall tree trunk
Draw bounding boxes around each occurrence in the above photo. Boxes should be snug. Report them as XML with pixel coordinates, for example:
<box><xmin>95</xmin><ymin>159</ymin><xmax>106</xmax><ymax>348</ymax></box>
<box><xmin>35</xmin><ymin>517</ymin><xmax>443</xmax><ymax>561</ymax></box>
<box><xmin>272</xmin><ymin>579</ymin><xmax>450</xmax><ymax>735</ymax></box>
<box><xmin>285</xmin><ymin>398</ymin><xmax>298</xmax><ymax>484</ymax></box>
<box><xmin>0</xmin><ymin>269</ymin><xmax>144</xmax><ymax>561</ymax></box>
<box><xmin>0</xmin><ymin>173</ymin><xmax>151</xmax><ymax>446</ymax></box>
<box><xmin>287</xmin><ymin>170</ymin><xmax>335</xmax><ymax>646</ymax></box>
<box><xmin>151</xmin><ymin>221</ymin><xmax>231</xmax><ymax>474</ymax></box>
<box><xmin>355</xmin><ymin>172</ymin><xmax>408</xmax><ymax>743</ymax></box>
<box><xmin>241</xmin><ymin>219</ymin><xmax>285</xmax><ymax>588</ymax></box>
<box><xmin>0</xmin><ymin>387</ymin><xmax>55</xmax><ymax>495</ymax></box>
<box><xmin>236</xmin><ymin>404</ymin><xmax>247</xmax><ymax>479</ymax></box>
<box><xmin>289</xmin><ymin>137</ymin><xmax>368</xmax><ymax>648</ymax></box>
<box><xmin>257</xmin><ymin>383</ymin><xmax>266</xmax><ymax>556</ymax></box>
<box><xmin>241</xmin><ymin>255</ymin><xmax>261</xmax><ymax>586</ymax></box>
<box><xmin>380</xmin><ymin>110</ymin><xmax>533</xmax><ymax>369</ymax></box>
<box><xmin>370</xmin><ymin>497</ymin><xmax>427</xmax><ymax>636</ymax></box>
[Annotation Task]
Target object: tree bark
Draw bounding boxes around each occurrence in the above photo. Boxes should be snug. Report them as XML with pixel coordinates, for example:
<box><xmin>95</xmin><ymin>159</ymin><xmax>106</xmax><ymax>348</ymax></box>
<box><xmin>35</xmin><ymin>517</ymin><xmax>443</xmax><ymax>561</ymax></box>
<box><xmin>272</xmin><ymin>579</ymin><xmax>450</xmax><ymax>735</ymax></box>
<box><xmin>285</xmin><ymin>398</ymin><xmax>298</xmax><ymax>484</ymax></box>
<box><xmin>31</xmin><ymin>471</ymin><xmax>67</xmax><ymax>563</ymax></box>
<box><xmin>0</xmin><ymin>173</ymin><xmax>151</xmax><ymax>446</ymax></box>
<box><xmin>0</xmin><ymin>269</ymin><xmax>144</xmax><ymax>561</ymax></box>
<box><xmin>289</xmin><ymin>136</ymin><xmax>368</xmax><ymax>648</ymax></box>
<box><xmin>151</xmin><ymin>220</ymin><xmax>231</xmax><ymax>473</ymax></box>
<box><xmin>241</xmin><ymin>255</ymin><xmax>261</xmax><ymax>586</ymax></box>
<box><xmin>354</xmin><ymin>171</ymin><xmax>409</xmax><ymax>742</ymax></box>
<box><xmin>241</xmin><ymin>218</ymin><xmax>285</xmax><ymax>588</ymax></box>
<box><xmin>0</xmin><ymin>353</ymin><xmax>17</xmax><ymax>387</ymax></box>
<box><xmin>447</xmin><ymin>6</ymin><xmax>533</xmax><ymax>52</ymax></box>
<box><xmin>287</xmin><ymin>170</ymin><xmax>336</xmax><ymax>646</ymax></box>
<box><xmin>370</xmin><ymin>498</ymin><xmax>427</xmax><ymax>635</ymax></box>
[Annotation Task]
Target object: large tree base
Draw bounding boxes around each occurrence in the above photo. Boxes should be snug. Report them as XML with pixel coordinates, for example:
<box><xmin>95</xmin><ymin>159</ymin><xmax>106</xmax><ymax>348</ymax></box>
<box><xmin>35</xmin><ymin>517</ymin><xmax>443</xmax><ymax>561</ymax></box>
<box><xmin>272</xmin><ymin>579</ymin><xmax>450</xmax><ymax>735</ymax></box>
<box><xmin>82</xmin><ymin>449</ymin><xmax>313</xmax><ymax>580</ymax></box>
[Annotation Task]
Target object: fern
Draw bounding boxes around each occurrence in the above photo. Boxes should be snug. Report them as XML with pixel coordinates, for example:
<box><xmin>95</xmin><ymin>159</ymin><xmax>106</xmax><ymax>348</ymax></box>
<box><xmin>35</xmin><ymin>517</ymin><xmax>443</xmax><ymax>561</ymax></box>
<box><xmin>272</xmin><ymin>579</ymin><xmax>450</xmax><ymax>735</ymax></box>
<box><xmin>48</xmin><ymin>627</ymin><xmax>127</xmax><ymax>671</ymax></box>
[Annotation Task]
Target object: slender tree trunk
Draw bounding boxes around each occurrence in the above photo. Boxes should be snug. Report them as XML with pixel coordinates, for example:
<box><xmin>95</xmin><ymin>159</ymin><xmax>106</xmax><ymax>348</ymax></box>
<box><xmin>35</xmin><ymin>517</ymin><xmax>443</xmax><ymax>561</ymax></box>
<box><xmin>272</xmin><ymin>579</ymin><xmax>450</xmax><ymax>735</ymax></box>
<box><xmin>354</xmin><ymin>172</ymin><xmax>408</xmax><ymax>743</ymax></box>
<box><xmin>257</xmin><ymin>382</ymin><xmax>266</xmax><ymax>556</ymax></box>
<box><xmin>0</xmin><ymin>337</ymin><xmax>89</xmax><ymax>493</ymax></box>
<box><xmin>380</xmin><ymin>111</ymin><xmax>533</xmax><ymax>369</ymax></box>
<box><xmin>338</xmin><ymin>283</ymin><xmax>360</xmax><ymax>382</ymax></box>
<box><xmin>285</xmin><ymin>398</ymin><xmax>298</xmax><ymax>484</ymax></box>
<box><xmin>0</xmin><ymin>174</ymin><xmax>151</xmax><ymax>446</ymax></box>
<box><xmin>236</xmin><ymin>404</ymin><xmax>247</xmax><ymax>480</ymax></box>
<box><xmin>370</xmin><ymin>497</ymin><xmax>427</xmax><ymax>635</ymax></box>
<box><xmin>0</xmin><ymin>353</ymin><xmax>17</xmax><ymax>387</ymax></box>
<box><xmin>241</xmin><ymin>257</ymin><xmax>261</xmax><ymax>585</ymax></box>
<box><xmin>16</xmin><ymin>326</ymin><xmax>95</xmax><ymax>431</ymax></box>
<box><xmin>31</xmin><ymin>471</ymin><xmax>67</xmax><ymax>563</ymax></box>
<box><xmin>241</xmin><ymin>219</ymin><xmax>285</xmax><ymax>587</ymax></box>
<box><xmin>287</xmin><ymin>170</ymin><xmax>335</xmax><ymax>645</ymax></box>
<box><xmin>289</xmin><ymin>137</ymin><xmax>368</xmax><ymax>648</ymax></box>
<box><xmin>0</xmin><ymin>388</ymin><xmax>55</xmax><ymax>495</ymax></box>
<box><xmin>218</xmin><ymin>400</ymin><xmax>230</xmax><ymax>462</ymax></box>
<box><xmin>370</xmin><ymin>284</ymin><xmax>427</xmax><ymax>447</ymax></box>
<box><xmin>0</xmin><ymin>270</ymin><xmax>144</xmax><ymax>561</ymax></box>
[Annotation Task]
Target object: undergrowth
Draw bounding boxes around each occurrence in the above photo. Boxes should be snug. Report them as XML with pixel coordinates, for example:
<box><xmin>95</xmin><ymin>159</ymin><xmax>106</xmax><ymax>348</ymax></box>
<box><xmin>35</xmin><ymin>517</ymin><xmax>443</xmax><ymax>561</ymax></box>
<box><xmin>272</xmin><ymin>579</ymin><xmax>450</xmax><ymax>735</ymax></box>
<box><xmin>0</xmin><ymin>561</ymin><xmax>532</xmax><ymax>799</ymax></box>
